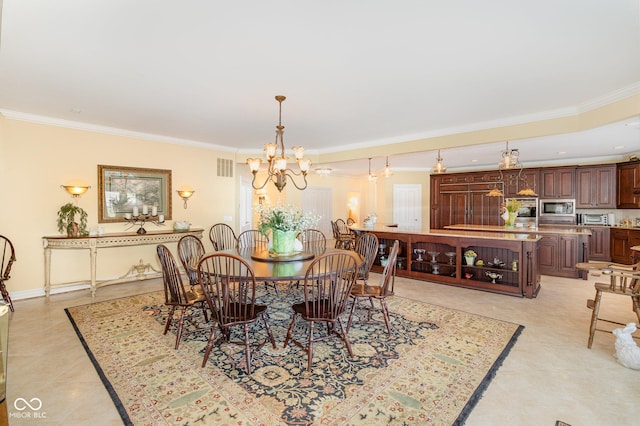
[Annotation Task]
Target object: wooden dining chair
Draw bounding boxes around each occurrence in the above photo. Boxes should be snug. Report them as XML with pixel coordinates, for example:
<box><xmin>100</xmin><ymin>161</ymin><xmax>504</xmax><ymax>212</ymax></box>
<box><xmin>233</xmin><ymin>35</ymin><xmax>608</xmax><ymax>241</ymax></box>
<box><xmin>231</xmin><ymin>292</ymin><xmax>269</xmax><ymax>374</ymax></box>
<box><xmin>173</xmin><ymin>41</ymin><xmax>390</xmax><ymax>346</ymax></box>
<box><xmin>237</xmin><ymin>230</ymin><xmax>269</xmax><ymax>251</ymax></box>
<box><xmin>0</xmin><ymin>235</ymin><xmax>16</xmax><ymax>312</ymax></box>
<box><xmin>283</xmin><ymin>250</ymin><xmax>360</xmax><ymax>370</ymax></box>
<box><xmin>156</xmin><ymin>244</ymin><xmax>209</xmax><ymax>349</ymax></box>
<box><xmin>209</xmin><ymin>223</ymin><xmax>237</xmax><ymax>251</ymax></box>
<box><xmin>237</xmin><ymin>230</ymin><xmax>277</xmax><ymax>293</ymax></box>
<box><xmin>347</xmin><ymin>240</ymin><xmax>399</xmax><ymax>335</ymax></box>
<box><xmin>331</xmin><ymin>220</ymin><xmax>355</xmax><ymax>250</ymax></box>
<box><xmin>587</xmin><ymin>268</ymin><xmax>640</xmax><ymax>348</ymax></box>
<box><xmin>353</xmin><ymin>232</ymin><xmax>379</xmax><ymax>285</ymax></box>
<box><xmin>177</xmin><ymin>234</ymin><xmax>206</xmax><ymax>290</ymax></box>
<box><xmin>197</xmin><ymin>252</ymin><xmax>276</xmax><ymax>374</ymax></box>
<box><xmin>298</xmin><ymin>229</ymin><xmax>327</xmax><ymax>253</ymax></box>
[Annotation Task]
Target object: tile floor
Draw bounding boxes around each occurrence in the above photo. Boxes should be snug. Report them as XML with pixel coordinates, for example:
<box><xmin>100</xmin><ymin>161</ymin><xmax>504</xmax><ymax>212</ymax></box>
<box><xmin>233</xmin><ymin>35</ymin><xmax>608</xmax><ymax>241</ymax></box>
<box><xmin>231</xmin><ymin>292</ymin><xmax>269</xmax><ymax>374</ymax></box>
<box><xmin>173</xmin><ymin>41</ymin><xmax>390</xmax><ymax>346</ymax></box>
<box><xmin>4</xmin><ymin>271</ymin><xmax>639</xmax><ymax>425</ymax></box>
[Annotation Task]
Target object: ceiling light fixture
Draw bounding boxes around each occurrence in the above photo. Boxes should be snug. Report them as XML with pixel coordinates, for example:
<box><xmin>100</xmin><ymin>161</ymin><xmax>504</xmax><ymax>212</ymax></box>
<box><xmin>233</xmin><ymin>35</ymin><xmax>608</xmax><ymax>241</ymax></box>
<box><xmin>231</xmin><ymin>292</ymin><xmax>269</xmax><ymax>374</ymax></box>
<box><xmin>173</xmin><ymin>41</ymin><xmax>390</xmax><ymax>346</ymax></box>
<box><xmin>432</xmin><ymin>150</ymin><xmax>447</xmax><ymax>174</ymax></box>
<box><xmin>246</xmin><ymin>95</ymin><xmax>311</xmax><ymax>192</ymax></box>
<box><xmin>487</xmin><ymin>141</ymin><xmax>538</xmax><ymax>197</ymax></box>
<box><xmin>384</xmin><ymin>156</ymin><xmax>393</xmax><ymax>178</ymax></box>
<box><xmin>315</xmin><ymin>167</ymin><xmax>332</xmax><ymax>176</ymax></box>
<box><xmin>499</xmin><ymin>141</ymin><xmax>520</xmax><ymax>170</ymax></box>
<box><xmin>367</xmin><ymin>158</ymin><xmax>377</xmax><ymax>182</ymax></box>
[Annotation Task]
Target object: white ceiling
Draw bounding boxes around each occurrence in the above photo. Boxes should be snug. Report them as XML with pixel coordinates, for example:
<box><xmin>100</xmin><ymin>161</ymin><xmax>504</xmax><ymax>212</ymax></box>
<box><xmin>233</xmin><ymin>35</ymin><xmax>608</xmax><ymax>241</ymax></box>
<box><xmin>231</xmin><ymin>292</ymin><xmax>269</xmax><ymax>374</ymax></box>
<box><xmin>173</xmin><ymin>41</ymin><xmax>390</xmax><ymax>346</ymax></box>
<box><xmin>1</xmin><ymin>1</ymin><xmax>639</xmax><ymax>177</ymax></box>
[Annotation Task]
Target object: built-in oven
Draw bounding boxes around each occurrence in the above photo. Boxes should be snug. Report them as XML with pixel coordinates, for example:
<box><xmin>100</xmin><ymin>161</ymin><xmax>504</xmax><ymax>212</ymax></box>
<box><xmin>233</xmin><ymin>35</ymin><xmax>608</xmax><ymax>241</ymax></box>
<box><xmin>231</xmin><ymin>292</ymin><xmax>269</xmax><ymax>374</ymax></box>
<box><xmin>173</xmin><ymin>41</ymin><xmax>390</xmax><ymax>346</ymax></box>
<box><xmin>539</xmin><ymin>199</ymin><xmax>576</xmax><ymax>225</ymax></box>
<box><xmin>514</xmin><ymin>197</ymin><xmax>538</xmax><ymax>228</ymax></box>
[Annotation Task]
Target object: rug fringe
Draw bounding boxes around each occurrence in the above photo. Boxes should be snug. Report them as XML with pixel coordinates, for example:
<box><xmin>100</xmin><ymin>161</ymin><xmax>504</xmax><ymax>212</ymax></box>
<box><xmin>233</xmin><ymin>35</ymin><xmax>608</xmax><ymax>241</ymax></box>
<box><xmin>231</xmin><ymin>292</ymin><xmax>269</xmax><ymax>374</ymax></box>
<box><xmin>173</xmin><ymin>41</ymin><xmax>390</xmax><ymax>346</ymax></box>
<box><xmin>452</xmin><ymin>324</ymin><xmax>525</xmax><ymax>425</ymax></box>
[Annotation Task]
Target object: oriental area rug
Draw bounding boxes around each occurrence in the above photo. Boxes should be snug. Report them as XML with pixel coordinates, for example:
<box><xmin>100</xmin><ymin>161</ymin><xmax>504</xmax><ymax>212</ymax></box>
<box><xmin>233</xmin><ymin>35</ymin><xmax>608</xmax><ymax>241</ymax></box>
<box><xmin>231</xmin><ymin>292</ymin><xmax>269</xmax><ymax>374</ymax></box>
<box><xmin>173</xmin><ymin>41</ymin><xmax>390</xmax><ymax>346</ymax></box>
<box><xmin>65</xmin><ymin>288</ymin><xmax>523</xmax><ymax>425</ymax></box>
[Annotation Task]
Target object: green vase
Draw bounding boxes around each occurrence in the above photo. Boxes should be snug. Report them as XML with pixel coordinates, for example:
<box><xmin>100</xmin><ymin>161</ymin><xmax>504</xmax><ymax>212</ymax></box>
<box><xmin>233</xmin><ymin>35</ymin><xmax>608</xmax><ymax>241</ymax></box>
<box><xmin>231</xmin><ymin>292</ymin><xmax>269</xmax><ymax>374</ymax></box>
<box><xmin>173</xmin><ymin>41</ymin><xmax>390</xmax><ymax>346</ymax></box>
<box><xmin>505</xmin><ymin>212</ymin><xmax>517</xmax><ymax>228</ymax></box>
<box><xmin>272</xmin><ymin>230</ymin><xmax>298</xmax><ymax>254</ymax></box>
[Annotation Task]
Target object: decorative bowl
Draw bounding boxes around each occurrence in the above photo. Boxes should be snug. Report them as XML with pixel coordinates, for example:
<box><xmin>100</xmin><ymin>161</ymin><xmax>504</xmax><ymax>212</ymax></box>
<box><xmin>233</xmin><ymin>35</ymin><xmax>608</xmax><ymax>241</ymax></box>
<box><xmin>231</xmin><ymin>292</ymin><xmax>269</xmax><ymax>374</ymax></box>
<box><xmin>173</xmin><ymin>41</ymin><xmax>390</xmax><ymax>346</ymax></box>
<box><xmin>173</xmin><ymin>221</ymin><xmax>191</xmax><ymax>231</ymax></box>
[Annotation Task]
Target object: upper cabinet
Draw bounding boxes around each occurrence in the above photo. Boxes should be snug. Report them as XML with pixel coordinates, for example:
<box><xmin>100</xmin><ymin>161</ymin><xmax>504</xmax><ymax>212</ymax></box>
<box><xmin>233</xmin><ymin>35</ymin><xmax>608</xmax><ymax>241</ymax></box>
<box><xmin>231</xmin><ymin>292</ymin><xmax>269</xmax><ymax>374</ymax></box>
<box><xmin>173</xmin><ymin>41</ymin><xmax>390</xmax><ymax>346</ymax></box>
<box><xmin>617</xmin><ymin>161</ymin><xmax>640</xmax><ymax>209</ymax></box>
<box><xmin>576</xmin><ymin>164</ymin><xmax>616</xmax><ymax>208</ymax></box>
<box><xmin>539</xmin><ymin>166</ymin><xmax>575</xmax><ymax>199</ymax></box>
<box><xmin>502</xmin><ymin>168</ymin><xmax>539</xmax><ymax>198</ymax></box>
<box><xmin>430</xmin><ymin>171</ymin><xmax>502</xmax><ymax>229</ymax></box>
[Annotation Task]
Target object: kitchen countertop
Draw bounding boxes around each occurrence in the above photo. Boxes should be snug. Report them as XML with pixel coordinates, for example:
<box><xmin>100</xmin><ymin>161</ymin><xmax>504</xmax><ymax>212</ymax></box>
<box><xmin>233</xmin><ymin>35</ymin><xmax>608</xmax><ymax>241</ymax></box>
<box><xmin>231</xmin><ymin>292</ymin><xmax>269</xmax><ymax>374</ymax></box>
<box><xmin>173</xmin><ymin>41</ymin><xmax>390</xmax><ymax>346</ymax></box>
<box><xmin>350</xmin><ymin>224</ymin><xmax>542</xmax><ymax>241</ymax></box>
<box><xmin>444</xmin><ymin>224</ymin><xmax>591</xmax><ymax>236</ymax></box>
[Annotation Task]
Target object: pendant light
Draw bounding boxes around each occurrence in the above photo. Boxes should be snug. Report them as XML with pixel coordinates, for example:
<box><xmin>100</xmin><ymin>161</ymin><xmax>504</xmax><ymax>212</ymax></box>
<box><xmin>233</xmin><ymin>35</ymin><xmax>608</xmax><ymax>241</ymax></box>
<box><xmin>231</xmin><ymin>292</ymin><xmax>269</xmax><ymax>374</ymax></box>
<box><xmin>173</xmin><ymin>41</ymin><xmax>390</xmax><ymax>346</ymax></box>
<box><xmin>367</xmin><ymin>158</ymin><xmax>377</xmax><ymax>182</ymax></box>
<box><xmin>432</xmin><ymin>150</ymin><xmax>447</xmax><ymax>174</ymax></box>
<box><xmin>384</xmin><ymin>156</ymin><xmax>393</xmax><ymax>178</ymax></box>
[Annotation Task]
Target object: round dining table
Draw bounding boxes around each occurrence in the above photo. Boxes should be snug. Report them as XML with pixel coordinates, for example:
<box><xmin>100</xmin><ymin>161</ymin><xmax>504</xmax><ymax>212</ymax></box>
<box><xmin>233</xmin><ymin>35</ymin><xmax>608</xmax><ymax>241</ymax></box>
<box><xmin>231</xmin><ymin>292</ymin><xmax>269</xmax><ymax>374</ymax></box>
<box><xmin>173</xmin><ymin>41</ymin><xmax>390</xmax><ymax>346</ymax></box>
<box><xmin>209</xmin><ymin>247</ymin><xmax>361</xmax><ymax>281</ymax></box>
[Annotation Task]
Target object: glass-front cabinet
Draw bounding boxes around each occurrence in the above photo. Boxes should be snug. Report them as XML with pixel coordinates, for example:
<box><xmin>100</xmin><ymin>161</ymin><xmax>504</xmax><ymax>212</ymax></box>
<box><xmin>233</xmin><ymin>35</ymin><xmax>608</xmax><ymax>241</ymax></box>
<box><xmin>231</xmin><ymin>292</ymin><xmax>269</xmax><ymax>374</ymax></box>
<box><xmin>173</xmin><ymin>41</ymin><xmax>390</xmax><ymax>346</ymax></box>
<box><xmin>362</xmin><ymin>229</ymin><xmax>541</xmax><ymax>298</ymax></box>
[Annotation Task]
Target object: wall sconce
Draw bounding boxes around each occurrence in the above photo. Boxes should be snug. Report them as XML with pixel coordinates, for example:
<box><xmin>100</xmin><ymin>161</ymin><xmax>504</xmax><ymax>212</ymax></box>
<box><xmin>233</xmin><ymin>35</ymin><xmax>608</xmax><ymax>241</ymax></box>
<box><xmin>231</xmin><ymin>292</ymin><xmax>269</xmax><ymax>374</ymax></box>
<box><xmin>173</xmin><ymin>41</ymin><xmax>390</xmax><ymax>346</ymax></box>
<box><xmin>61</xmin><ymin>182</ymin><xmax>90</xmax><ymax>202</ymax></box>
<box><xmin>256</xmin><ymin>189</ymin><xmax>267</xmax><ymax>205</ymax></box>
<box><xmin>176</xmin><ymin>187</ymin><xmax>195</xmax><ymax>209</ymax></box>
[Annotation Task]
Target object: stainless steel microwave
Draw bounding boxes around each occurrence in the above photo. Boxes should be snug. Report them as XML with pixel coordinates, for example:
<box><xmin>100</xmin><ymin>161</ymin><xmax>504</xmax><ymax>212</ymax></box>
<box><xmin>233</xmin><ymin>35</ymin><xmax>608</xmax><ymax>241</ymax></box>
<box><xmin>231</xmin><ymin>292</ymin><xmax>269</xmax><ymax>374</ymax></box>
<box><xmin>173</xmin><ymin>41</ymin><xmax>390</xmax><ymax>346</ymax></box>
<box><xmin>539</xmin><ymin>199</ymin><xmax>576</xmax><ymax>224</ymax></box>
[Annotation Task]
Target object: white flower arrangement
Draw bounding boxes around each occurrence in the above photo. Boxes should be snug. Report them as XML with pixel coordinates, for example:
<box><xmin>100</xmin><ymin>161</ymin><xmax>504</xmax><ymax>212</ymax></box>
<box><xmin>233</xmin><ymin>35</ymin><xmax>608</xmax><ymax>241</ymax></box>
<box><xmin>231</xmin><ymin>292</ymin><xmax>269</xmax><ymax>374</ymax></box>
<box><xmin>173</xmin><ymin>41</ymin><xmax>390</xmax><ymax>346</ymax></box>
<box><xmin>257</xmin><ymin>204</ymin><xmax>320</xmax><ymax>234</ymax></box>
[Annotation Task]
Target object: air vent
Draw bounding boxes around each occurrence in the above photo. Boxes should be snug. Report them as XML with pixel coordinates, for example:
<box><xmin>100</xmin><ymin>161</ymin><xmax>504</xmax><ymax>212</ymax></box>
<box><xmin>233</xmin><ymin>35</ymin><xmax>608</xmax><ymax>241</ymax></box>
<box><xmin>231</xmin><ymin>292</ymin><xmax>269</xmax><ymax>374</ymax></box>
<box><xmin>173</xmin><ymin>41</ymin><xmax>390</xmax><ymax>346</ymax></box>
<box><xmin>217</xmin><ymin>158</ymin><xmax>233</xmax><ymax>177</ymax></box>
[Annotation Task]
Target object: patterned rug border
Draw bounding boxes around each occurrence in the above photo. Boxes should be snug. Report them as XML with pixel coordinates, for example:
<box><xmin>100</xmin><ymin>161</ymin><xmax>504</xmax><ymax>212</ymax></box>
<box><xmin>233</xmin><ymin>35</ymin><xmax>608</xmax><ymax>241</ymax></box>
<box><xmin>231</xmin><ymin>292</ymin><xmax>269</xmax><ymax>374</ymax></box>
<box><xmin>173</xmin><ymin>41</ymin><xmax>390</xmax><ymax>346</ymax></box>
<box><xmin>65</xmin><ymin>307</ymin><xmax>133</xmax><ymax>426</ymax></box>
<box><xmin>64</xmin><ymin>290</ymin><xmax>525</xmax><ymax>425</ymax></box>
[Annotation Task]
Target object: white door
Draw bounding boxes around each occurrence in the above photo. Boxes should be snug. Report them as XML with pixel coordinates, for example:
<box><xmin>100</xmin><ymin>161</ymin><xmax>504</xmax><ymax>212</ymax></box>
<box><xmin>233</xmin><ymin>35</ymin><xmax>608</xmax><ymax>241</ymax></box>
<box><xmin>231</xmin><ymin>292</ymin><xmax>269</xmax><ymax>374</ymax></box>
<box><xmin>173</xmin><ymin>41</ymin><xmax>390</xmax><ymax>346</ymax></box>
<box><xmin>393</xmin><ymin>184</ymin><xmax>422</xmax><ymax>230</ymax></box>
<box><xmin>302</xmin><ymin>187</ymin><xmax>333</xmax><ymax>237</ymax></box>
<box><xmin>239</xmin><ymin>177</ymin><xmax>254</xmax><ymax>232</ymax></box>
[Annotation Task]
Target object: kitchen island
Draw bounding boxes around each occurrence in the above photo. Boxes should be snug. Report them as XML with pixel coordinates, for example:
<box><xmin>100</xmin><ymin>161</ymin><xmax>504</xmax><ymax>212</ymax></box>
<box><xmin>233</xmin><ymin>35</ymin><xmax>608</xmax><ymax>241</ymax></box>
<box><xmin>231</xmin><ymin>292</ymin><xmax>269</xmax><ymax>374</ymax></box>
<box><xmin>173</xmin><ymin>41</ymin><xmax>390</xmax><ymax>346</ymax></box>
<box><xmin>350</xmin><ymin>225</ymin><xmax>541</xmax><ymax>298</ymax></box>
<box><xmin>444</xmin><ymin>224</ymin><xmax>591</xmax><ymax>279</ymax></box>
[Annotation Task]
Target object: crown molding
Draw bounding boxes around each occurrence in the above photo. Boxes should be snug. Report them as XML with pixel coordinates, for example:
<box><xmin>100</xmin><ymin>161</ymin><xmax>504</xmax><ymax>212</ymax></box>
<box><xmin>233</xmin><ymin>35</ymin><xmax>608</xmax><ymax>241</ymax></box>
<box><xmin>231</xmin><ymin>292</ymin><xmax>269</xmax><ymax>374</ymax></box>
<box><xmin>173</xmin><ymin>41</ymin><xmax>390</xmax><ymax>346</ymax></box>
<box><xmin>0</xmin><ymin>110</ymin><xmax>238</xmax><ymax>153</ymax></box>
<box><xmin>2</xmin><ymin>81</ymin><xmax>639</xmax><ymax>157</ymax></box>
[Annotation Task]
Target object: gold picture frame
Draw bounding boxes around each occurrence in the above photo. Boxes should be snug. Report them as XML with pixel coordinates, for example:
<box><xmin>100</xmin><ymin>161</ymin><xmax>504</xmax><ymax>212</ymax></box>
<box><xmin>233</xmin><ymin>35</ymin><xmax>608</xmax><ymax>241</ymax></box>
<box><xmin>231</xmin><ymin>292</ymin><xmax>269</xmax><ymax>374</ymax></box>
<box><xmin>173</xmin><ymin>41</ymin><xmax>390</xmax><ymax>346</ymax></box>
<box><xmin>98</xmin><ymin>165</ymin><xmax>172</xmax><ymax>223</ymax></box>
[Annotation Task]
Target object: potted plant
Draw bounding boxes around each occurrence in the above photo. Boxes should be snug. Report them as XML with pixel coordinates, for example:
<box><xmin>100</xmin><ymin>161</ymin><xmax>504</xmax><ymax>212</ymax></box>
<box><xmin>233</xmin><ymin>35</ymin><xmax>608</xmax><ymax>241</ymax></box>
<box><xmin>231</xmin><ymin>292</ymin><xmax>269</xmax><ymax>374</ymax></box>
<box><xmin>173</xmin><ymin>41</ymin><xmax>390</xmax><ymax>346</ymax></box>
<box><xmin>57</xmin><ymin>202</ymin><xmax>89</xmax><ymax>237</ymax></box>
<box><xmin>501</xmin><ymin>198</ymin><xmax>522</xmax><ymax>228</ymax></box>
<box><xmin>464</xmin><ymin>249</ymin><xmax>477</xmax><ymax>266</ymax></box>
<box><xmin>257</xmin><ymin>204</ymin><xmax>319</xmax><ymax>254</ymax></box>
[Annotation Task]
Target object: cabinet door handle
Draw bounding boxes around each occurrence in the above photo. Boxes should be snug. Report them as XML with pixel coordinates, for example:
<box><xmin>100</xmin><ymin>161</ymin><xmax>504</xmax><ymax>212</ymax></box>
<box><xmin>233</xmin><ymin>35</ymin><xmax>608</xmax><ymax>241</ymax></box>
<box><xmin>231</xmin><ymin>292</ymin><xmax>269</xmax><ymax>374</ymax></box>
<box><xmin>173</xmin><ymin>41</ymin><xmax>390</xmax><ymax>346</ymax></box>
<box><xmin>634</xmin><ymin>189</ymin><xmax>640</xmax><ymax>195</ymax></box>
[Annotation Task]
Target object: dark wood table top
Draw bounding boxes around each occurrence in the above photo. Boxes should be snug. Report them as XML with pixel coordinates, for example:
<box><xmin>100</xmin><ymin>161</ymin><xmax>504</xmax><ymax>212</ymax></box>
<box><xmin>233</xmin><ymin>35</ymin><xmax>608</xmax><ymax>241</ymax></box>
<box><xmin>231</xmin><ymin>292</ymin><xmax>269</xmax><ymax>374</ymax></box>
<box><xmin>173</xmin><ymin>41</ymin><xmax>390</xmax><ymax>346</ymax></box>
<box><xmin>208</xmin><ymin>247</ymin><xmax>361</xmax><ymax>281</ymax></box>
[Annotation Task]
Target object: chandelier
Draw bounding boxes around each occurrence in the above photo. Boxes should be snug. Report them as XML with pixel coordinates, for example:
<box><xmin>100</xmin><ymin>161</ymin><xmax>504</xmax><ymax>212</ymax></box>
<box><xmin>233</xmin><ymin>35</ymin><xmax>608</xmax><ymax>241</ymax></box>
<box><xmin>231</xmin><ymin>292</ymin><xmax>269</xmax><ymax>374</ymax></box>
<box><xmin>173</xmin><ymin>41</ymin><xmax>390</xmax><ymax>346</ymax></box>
<box><xmin>487</xmin><ymin>141</ymin><xmax>537</xmax><ymax>197</ymax></box>
<box><xmin>246</xmin><ymin>96</ymin><xmax>311</xmax><ymax>192</ymax></box>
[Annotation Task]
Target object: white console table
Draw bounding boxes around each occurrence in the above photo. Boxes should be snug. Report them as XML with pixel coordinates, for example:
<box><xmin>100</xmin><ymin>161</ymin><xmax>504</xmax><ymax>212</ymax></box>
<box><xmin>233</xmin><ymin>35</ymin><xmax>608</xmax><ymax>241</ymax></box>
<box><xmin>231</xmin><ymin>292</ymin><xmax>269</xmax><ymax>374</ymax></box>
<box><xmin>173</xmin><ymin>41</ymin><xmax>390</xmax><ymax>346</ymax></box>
<box><xmin>43</xmin><ymin>228</ymin><xmax>204</xmax><ymax>297</ymax></box>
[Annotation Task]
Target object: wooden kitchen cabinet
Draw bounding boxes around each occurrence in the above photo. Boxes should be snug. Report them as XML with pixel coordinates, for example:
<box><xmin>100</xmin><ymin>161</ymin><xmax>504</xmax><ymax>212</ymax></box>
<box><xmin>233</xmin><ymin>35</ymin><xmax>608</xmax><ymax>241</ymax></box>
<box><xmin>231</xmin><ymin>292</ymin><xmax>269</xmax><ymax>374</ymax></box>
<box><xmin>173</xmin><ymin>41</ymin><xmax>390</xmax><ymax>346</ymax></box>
<box><xmin>576</xmin><ymin>164</ymin><xmax>616</xmax><ymax>208</ymax></box>
<box><xmin>537</xmin><ymin>234</ymin><xmax>558</xmax><ymax>275</ymax></box>
<box><xmin>502</xmin><ymin>168</ymin><xmax>539</xmax><ymax>198</ymax></box>
<box><xmin>629</xmin><ymin>229</ymin><xmax>640</xmax><ymax>263</ymax></box>
<box><xmin>539</xmin><ymin>166</ymin><xmax>575</xmax><ymax>199</ymax></box>
<box><xmin>430</xmin><ymin>173</ymin><xmax>502</xmax><ymax>229</ymax></box>
<box><xmin>610</xmin><ymin>228</ymin><xmax>631</xmax><ymax>264</ymax></box>
<box><xmin>588</xmin><ymin>226</ymin><xmax>611</xmax><ymax>261</ymax></box>
<box><xmin>617</xmin><ymin>161</ymin><xmax>640</xmax><ymax>208</ymax></box>
<box><xmin>537</xmin><ymin>233</ymin><xmax>583</xmax><ymax>277</ymax></box>
<box><xmin>362</xmin><ymin>227</ymin><xmax>541</xmax><ymax>298</ymax></box>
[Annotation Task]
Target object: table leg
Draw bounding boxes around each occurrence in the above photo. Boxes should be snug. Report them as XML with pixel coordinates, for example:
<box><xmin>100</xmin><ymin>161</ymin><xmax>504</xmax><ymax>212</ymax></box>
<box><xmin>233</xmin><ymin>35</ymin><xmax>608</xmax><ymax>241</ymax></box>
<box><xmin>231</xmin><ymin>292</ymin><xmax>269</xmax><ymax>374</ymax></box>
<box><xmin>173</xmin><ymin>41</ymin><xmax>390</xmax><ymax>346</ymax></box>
<box><xmin>44</xmin><ymin>245</ymin><xmax>51</xmax><ymax>298</ymax></box>
<box><xmin>90</xmin><ymin>240</ymin><xmax>98</xmax><ymax>297</ymax></box>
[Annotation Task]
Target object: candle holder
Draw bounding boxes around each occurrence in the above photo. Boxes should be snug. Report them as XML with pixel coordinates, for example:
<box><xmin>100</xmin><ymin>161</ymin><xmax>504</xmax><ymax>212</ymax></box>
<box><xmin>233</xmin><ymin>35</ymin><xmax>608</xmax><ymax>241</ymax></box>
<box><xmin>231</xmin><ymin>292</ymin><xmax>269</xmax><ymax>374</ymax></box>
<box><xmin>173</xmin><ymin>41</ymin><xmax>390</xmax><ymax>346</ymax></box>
<box><xmin>124</xmin><ymin>213</ymin><xmax>165</xmax><ymax>234</ymax></box>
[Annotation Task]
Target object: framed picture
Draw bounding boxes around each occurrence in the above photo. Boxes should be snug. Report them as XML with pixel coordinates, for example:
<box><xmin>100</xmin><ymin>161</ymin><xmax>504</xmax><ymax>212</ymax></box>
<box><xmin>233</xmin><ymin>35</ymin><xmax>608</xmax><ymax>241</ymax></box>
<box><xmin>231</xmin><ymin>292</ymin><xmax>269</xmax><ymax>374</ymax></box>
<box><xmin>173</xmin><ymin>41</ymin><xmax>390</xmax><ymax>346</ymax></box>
<box><xmin>98</xmin><ymin>165</ymin><xmax>172</xmax><ymax>223</ymax></box>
